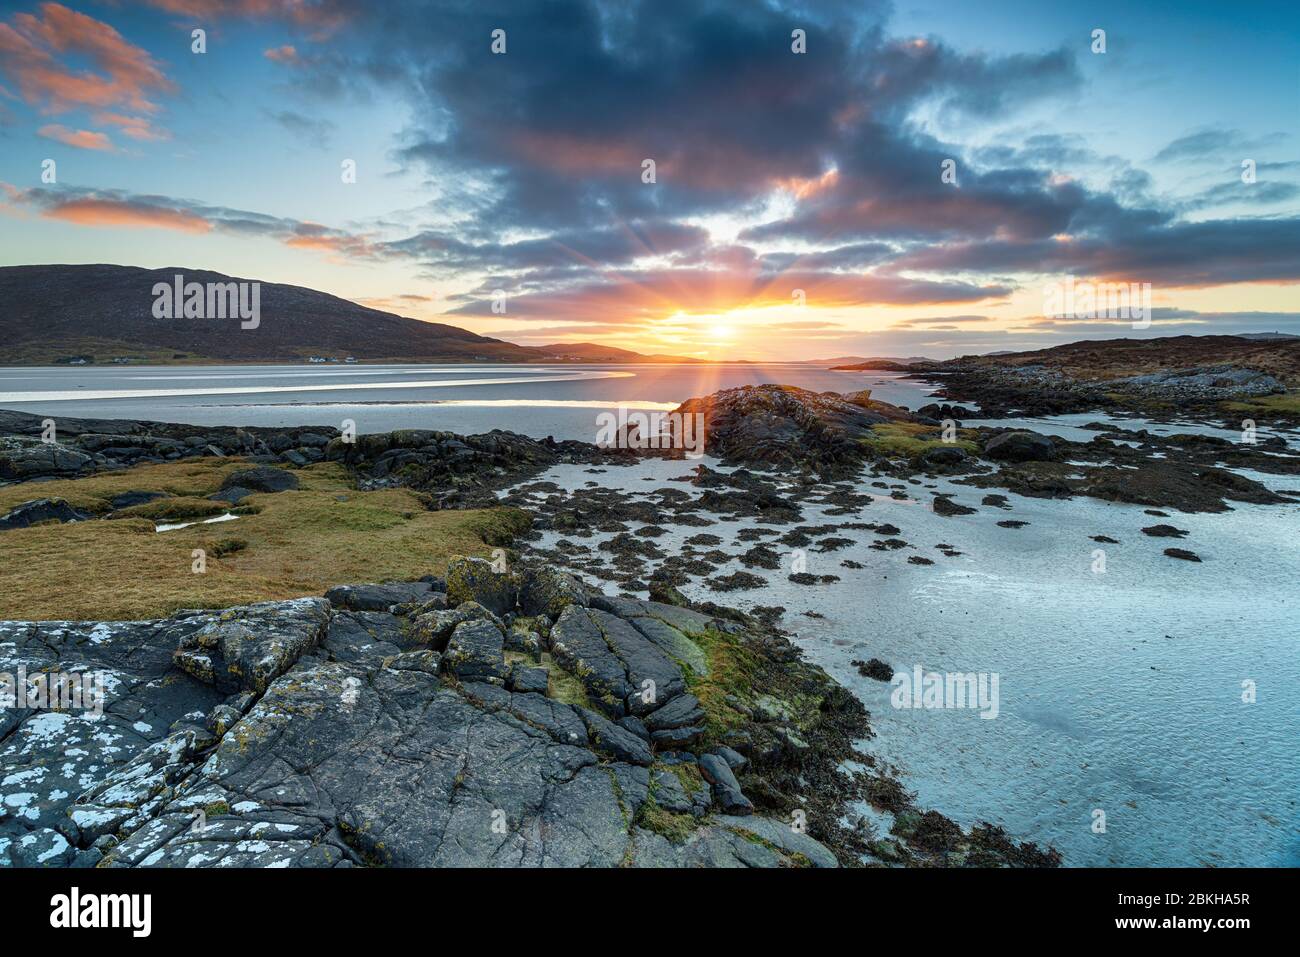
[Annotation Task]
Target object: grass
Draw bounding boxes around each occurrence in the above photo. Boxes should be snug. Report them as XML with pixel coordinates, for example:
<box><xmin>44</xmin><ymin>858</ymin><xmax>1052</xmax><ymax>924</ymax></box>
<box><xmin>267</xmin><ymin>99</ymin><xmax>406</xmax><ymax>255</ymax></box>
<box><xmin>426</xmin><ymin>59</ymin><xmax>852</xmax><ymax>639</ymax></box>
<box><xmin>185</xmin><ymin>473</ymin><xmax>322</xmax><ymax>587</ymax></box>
<box><xmin>1222</xmin><ymin>393</ymin><xmax>1300</xmax><ymax>417</ymax></box>
<box><xmin>0</xmin><ymin>459</ymin><xmax>528</xmax><ymax>621</ymax></box>
<box><xmin>859</xmin><ymin>422</ymin><xmax>980</xmax><ymax>459</ymax></box>
<box><xmin>0</xmin><ymin>457</ymin><xmax>249</xmax><ymax>514</ymax></box>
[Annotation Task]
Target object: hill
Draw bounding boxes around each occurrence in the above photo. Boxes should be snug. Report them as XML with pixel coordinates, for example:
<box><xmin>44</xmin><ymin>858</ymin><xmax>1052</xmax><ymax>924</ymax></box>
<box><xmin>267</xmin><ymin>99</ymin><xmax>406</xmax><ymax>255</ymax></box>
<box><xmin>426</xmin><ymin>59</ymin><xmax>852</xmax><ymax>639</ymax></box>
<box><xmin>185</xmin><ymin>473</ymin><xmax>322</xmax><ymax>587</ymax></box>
<box><xmin>945</xmin><ymin>335</ymin><xmax>1300</xmax><ymax>385</ymax></box>
<box><xmin>0</xmin><ymin>264</ymin><xmax>692</xmax><ymax>365</ymax></box>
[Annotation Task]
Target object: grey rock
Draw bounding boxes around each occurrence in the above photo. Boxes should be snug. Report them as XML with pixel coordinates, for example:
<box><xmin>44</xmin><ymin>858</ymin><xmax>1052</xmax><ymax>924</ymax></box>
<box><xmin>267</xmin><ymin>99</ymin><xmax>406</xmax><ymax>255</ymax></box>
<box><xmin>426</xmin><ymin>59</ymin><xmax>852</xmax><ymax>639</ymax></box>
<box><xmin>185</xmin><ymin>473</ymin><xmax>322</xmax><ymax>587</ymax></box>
<box><xmin>0</xmin><ymin>498</ymin><xmax>94</xmax><ymax>530</ymax></box>
<box><xmin>645</xmin><ymin>693</ymin><xmax>704</xmax><ymax>731</ymax></box>
<box><xmin>219</xmin><ymin>466</ymin><xmax>299</xmax><ymax>494</ymax></box>
<box><xmin>442</xmin><ymin>619</ymin><xmax>508</xmax><ymax>684</ymax></box>
<box><xmin>577</xmin><ymin>708</ymin><xmax>653</xmax><ymax>766</ymax></box>
<box><xmin>698</xmin><ymin>754</ymin><xmax>753</xmax><ymax>815</ymax></box>
<box><xmin>324</xmin><ymin>581</ymin><xmax>433</xmax><ymax>612</ymax></box>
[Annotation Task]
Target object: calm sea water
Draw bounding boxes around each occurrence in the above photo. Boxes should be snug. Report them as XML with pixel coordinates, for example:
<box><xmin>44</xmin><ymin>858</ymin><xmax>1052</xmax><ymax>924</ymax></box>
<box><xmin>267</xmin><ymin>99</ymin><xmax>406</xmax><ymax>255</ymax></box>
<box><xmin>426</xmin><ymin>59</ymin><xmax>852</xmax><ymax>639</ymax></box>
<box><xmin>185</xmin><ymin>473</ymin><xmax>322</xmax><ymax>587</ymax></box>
<box><xmin>0</xmin><ymin>363</ymin><xmax>930</xmax><ymax>439</ymax></box>
<box><xmin>4</xmin><ymin>363</ymin><xmax>1296</xmax><ymax>866</ymax></box>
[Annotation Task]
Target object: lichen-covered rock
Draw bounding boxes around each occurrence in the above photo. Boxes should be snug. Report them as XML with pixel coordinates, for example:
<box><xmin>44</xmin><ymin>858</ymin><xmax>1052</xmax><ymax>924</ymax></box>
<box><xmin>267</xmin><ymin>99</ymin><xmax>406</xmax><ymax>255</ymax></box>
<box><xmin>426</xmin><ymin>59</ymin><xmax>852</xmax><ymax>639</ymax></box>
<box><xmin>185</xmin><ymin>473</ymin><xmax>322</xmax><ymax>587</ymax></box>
<box><xmin>173</xmin><ymin>597</ymin><xmax>330</xmax><ymax>694</ymax></box>
<box><xmin>442</xmin><ymin>619</ymin><xmax>508</xmax><ymax>684</ymax></box>
<box><xmin>446</xmin><ymin>557</ymin><xmax>518</xmax><ymax>616</ymax></box>
<box><xmin>550</xmin><ymin>606</ymin><xmax>686</xmax><ymax>718</ymax></box>
<box><xmin>517</xmin><ymin>566</ymin><xmax>590</xmax><ymax>618</ymax></box>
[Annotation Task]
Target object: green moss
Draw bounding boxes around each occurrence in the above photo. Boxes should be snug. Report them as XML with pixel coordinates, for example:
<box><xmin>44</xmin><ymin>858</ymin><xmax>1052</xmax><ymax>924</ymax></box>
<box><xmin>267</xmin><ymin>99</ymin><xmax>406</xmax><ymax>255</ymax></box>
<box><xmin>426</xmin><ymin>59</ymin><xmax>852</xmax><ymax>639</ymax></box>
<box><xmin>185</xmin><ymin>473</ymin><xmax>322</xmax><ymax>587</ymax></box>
<box><xmin>682</xmin><ymin>626</ymin><xmax>760</xmax><ymax>742</ymax></box>
<box><xmin>537</xmin><ymin>653</ymin><xmax>589</xmax><ymax>708</ymax></box>
<box><xmin>637</xmin><ymin>801</ymin><xmax>698</xmax><ymax>844</ymax></box>
<box><xmin>859</xmin><ymin>422</ymin><xmax>980</xmax><ymax>460</ymax></box>
<box><xmin>667</xmin><ymin>761</ymin><xmax>706</xmax><ymax>796</ymax></box>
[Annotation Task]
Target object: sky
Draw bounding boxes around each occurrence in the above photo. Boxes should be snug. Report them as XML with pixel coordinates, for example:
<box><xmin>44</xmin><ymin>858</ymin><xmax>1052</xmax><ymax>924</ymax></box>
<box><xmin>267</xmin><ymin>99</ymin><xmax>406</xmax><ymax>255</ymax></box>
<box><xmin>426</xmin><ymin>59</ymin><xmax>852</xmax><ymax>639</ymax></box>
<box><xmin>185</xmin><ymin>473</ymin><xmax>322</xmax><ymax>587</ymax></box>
<box><xmin>0</xmin><ymin>0</ymin><xmax>1297</xmax><ymax>360</ymax></box>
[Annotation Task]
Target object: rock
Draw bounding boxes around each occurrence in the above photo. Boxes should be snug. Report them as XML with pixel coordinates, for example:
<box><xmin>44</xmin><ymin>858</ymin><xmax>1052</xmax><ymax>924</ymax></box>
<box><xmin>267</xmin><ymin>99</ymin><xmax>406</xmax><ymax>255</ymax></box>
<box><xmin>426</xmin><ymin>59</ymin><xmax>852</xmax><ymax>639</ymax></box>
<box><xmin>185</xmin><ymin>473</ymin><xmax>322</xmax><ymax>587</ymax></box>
<box><xmin>851</xmin><ymin>658</ymin><xmax>894</xmax><ymax>681</ymax></box>
<box><xmin>410</xmin><ymin>606</ymin><xmax>475</xmax><ymax>649</ymax></box>
<box><xmin>109</xmin><ymin>490</ymin><xmax>165</xmax><ymax>509</ymax></box>
<box><xmin>983</xmin><ymin>430</ymin><xmax>1056</xmax><ymax>462</ymax></box>
<box><xmin>507</xmin><ymin>665</ymin><xmax>549</xmax><ymax>695</ymax></box>
<box><xmin>550</xmin><ymin>606</ymin><xmax>686</xmax><ymax>717</ymax></box>
<box><xmin>504</xmin><ymin>624</ymin><xmax>543</xmax><ymax>657</ymax></box>
<box><xmin>711</xmin><ymin>745</ymin><xmax>749</xmax><ymax>772</ymax></box>
<box><xmin>1141</xmin><ymin>524</ymin><xmax>1189</xmax><ymax>538</ymax></box>
<box><xmin>671</xmin><ymin>384</ymin><xmax>917</xmax><ymax>477</ymax></box>
<box><xmin>698</xmin><ymin>753</ymin><xmax>753</xmax><ymax>815</ymax></box>
<box><xmin>716</xmin><ymin>815</ymin><xmax>838</xmax><ymax>868</ymax></box>
<box><xmin>0</xmin><ymin>498</ymin><xmax>93</xmax><ymax>530</ymax></box>
<box><xmin>208</xmin><ymin>486</ymin><xmax>253</xmax><ymax>504</ymax></box>
<box><xmin>931</xmin><ymin>495</ymin><xmax>976</xmax><ymax>517</ymax></box>
<box><xmin>325</xmin><ymin>581</ymin><xmax>434</xmax><ymax>611</ymax></box>
<box><xmin>651</xmin><ymin>766</ymin><xmax>712</xmax><ymax>817</ymax></box>
<box><xmin>445</xmin><ymin>556</ymin><xmax>518</xmax><ymax>616</ymax></box>
<box><xmin>617</xmin><ymin>716</ymin><xmax>650</xmax><ymax>740</ymax></box>
<box><xmin>517</xmin><ymin>566</ymin><xmax>590</xmax><ymax>618</ymax></box>
<box><xmin>577</xmin><ymin>708</ymin><xmax>653</xmax><ymax>766</ymax></box>
<box><xmin>644</xmin><ymin>693</ymin><xmax>705</xmax><ymax>731</ymax></box>
<box><xmin>219</xmin><ymin>466</ymin><xmax>299</xmax><ymax>494</ymax></box>
<box><xmin>387</xmin><ymin>650</ymin><xmax>443</xmax><ymax>674</ymax></box>
<box><xmin>1164</xmin><ymin>547</ymin><xmax>1202</xmax><ymax>562</ymax></box>
<box><xmin>173</xmin><ymin>597</ymin><xmax>331</xmax><ymax>694</ymax></box>
<box><xmin>0</xmin><ymin>444</ymin><xmax>95</xmax><ymax>481</ymax></box>
<box><xmin>922</xmin><ymin>446</ymin><xmax>968</xmax><ymax>467</ymax></box>
<box><xmin>442</xmin><ymin>619</ymin><xmax>508</xmax><ymax>684</ymax></box>
<box><xmin>650</xmin><ymin>726</ymin><xmax>704</xmax><ymax>749</ymax></box>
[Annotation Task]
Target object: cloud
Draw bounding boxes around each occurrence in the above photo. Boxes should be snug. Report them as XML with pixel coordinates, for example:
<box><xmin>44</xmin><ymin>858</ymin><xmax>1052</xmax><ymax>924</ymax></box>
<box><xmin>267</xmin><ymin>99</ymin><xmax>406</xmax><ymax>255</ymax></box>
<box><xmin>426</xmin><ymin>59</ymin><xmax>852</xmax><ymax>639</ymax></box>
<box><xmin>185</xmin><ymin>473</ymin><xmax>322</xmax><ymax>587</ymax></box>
<box><xmin>139</xmin><ymin>0</ymin><xmax>350</xmax><ymax>36</ymax></box>
<box><xmin>0</xmin><ymin>183</ymin><xmax>383</xmax><ymax>256</ymax></box>
<box><xmin>43</xmin><ymin>196</ymin><xmax>211</xmax><ymax>231</ymax></box>
<box><xmin>264</xmin><ymin>44</ymin><xmax>299</xmax><ymax>63</ymax></box>
<box><xmin>37</xmin><ymin>122</ymin><xmax>113</xmax><ymax>151</ymax></box>
<box><xmin>263</xmin><ymin>108</ymin><xmax>334</xmax><ymax>143</ymax></box>
<box><xmin>0</xmin><ymin>3</ymin><xmax>173</xmax><ymax>114</ymax></box>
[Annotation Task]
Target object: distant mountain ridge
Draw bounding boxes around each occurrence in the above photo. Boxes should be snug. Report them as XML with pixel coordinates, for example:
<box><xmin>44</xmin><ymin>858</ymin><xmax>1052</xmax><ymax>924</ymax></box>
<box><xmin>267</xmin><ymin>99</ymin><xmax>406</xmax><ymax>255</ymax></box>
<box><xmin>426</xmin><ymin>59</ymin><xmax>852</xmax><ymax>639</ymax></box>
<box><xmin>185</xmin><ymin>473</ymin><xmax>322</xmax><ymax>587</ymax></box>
<box><xmin>0</xmin><ymin>265</ymin><xmax>696</xmax><ymax>365</ymax></box>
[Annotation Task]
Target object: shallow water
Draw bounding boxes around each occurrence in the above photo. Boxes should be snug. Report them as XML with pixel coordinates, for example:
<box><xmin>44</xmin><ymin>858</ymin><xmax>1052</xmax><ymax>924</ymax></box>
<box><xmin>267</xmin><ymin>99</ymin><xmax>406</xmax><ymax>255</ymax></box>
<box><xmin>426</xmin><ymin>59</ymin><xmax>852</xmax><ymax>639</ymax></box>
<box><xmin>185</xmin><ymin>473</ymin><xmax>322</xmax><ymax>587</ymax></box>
<box><xmin>0</xmin><ymin>363</ymin><xmax>931</xmax><ymax>439</ymax></box>
<box><xmin>507</xmin><ymin>452</ymin><xmax>1300</xmax><ymax>867</ymax></box>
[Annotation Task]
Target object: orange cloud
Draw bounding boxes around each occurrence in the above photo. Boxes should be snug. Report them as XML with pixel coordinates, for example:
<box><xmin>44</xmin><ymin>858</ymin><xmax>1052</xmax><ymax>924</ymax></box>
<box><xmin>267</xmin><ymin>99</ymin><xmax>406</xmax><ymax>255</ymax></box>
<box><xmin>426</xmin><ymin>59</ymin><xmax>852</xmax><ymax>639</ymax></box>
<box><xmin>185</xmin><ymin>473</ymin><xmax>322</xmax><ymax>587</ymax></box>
<box><xmin>43</xmin><ymin>197</ymin><xmax>212</xmax><ymax>232</ymax></box>
<box><xmin>37</xmin><ymin>122</ymin><xmax>114</xmax><ymax>151</ymax></box>
<box><xmin>0</xmin><ymin>3</ymin><xmax>174</xmax><ymax>114</ymax></box>
<box><xmin>93</xmin><ymin>110</ymin><xmax>168</xmax><ymax>141</ymax></box>
<box><xmin>264</xmin><ymin>44</ymin><xmax>299</xmax><ymax>63</ymax></box>
<box><xmin>141</xmin><ymin>1</ymin><xmax>348</xmax><ymax>36</ymax></box>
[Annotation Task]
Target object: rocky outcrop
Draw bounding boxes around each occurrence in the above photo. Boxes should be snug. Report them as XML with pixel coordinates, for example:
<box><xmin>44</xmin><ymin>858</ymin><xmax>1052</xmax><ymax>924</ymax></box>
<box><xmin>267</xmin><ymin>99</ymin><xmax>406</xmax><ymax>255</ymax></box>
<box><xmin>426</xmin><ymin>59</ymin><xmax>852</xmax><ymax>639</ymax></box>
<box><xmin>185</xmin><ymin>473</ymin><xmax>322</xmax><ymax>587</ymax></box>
<box><xmin>983</xmin><ymin>430</ymin><xmax>1057</xmax><ymax>462</ymax></box>
<box><xmin>0</xmin><ymin>564</ymin><xmax>862</xmax><ymax>869</ymax></box>
<box><xmin>672</xmin><ymin>384</ymin><xmax>917</xmax><ymax>477</ymax></box>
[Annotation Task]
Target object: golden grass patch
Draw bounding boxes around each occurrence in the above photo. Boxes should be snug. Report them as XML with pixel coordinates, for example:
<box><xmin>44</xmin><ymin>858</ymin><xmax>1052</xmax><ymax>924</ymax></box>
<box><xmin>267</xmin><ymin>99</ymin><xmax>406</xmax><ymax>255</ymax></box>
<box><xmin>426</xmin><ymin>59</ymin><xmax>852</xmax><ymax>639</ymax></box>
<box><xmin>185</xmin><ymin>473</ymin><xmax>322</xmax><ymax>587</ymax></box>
<box><xmin>0</xmin><ymin>459</ymin><xmax>525</xmax><ymax>621</ymax></box>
